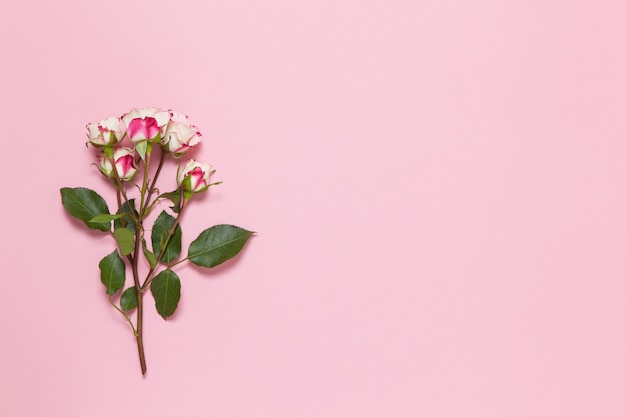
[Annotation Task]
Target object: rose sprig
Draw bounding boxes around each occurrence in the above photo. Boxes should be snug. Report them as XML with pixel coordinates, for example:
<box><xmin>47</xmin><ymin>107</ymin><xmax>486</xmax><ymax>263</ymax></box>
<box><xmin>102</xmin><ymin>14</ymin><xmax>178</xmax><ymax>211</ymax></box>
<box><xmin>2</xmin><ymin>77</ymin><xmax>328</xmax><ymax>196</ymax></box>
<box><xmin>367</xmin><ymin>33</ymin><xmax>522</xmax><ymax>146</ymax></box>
<box><xmin>60</xmin><ymin>107</ymin><xmax>254</xmax><ymax>375</ymax></box>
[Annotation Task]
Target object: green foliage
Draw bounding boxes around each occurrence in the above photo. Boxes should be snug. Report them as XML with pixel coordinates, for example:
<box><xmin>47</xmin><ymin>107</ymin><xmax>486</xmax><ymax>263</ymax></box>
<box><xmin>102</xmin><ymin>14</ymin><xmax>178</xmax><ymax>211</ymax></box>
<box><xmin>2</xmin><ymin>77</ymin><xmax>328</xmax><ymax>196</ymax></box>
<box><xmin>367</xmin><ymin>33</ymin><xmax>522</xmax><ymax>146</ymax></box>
<box><xmin>159</xmin><ymin>189</ymin><xmax>183</xmax><ymax>213</ymax></box>
<box><xmin>188</xmin><ymin>225</ymin><xmax>253</xmax><ymax>268</ymax></box>
<box><xmin>60</xmin><ymin>187</ymin><xmax>110</xmax><ymax>232</ymax></box>
<box><xmin>99</xmin><ymin>250</ymin><xmax>126</xmax><ymax>295</ymax></box>
<box><xmin>142</xmin><ymin>239</ymin><xmax>158</xmax><ymax>268</ymax></box>
<box><xmin>89</xmin><ymin>213</ymin><xmax>124</xmax><ymax>224</ymax></box>
<box><xmin>150</xmin><ymin>269</ymin><xmax>181</xmax><ymax>319</ymax></box>
<box><xmin>114</xmin><ymin>199</ymin><xmax>137</xmax><ymax>232</ymax></box>
<box><xmin>151</xmin><ymin>211</ymin><xmax>182</xmax><ymax>264</ymax></box>
<box><xmin>120</xmin><ymin>286</ymin><xmax>138</xmax><ymax>311</ymax></box>
<box><xmin>114</xmin><ymin>227</ymin><xmax>135</xmax><ymax>256</ymax></box>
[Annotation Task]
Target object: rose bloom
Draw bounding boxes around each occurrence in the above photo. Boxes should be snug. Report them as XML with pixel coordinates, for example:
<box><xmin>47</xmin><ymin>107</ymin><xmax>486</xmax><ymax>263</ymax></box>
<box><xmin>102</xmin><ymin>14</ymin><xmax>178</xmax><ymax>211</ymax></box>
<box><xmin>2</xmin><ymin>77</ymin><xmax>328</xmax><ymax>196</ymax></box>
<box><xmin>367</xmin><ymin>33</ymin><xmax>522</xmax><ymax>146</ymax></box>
<box><xmin>177</xmin><ymin>160</ymin><xmax>214</xmax><ymax>193</ymax></box>
<box><xmin>98</xmin><ymin>147</ymin><xmax>138</xmax><ymax>181</ymax></box>
<box><xmin>86</xmin><ymin>116</ymin><xmax>125</xmax><ymax>147</ymax></box>
<box><xmin>162</xmin><ymin>111</ymin><xmax>202</xmax><ymax>157</ymax></box>
<box><xmin>121</xmin><ymin>107</ymin><xmax>171</xmax><ymax>143</ymax></box>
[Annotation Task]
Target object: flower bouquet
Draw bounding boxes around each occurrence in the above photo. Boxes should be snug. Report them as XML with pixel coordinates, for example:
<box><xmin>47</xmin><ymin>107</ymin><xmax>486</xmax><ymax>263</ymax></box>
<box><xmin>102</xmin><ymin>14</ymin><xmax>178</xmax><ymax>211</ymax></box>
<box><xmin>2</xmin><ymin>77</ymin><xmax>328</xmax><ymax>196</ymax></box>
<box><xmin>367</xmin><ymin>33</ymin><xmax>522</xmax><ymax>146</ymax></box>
<box><xmin>60</xmin><ymin>107</ymin><xmax>254</xmax><ymax>375</ymax></box>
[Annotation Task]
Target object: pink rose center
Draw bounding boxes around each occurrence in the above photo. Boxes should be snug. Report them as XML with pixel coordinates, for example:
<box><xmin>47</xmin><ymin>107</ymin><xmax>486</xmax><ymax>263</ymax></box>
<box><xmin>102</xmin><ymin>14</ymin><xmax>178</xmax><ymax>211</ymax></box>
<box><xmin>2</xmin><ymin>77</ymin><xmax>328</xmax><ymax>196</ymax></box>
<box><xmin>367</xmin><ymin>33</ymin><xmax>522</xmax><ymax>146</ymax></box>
<box><xmin>190</xmin><ymin>167</ymin><xmax>206</xmax><ymax>189</ymax></box>
<box><xmin>128</xmin><ymin>117</ymin><xmax>160</xmax><ymax>140</ymax></box>
<box><xmin>116</xmin><ymin>155</ymin><xmax>135</xmax><ymax>176</ymax></box>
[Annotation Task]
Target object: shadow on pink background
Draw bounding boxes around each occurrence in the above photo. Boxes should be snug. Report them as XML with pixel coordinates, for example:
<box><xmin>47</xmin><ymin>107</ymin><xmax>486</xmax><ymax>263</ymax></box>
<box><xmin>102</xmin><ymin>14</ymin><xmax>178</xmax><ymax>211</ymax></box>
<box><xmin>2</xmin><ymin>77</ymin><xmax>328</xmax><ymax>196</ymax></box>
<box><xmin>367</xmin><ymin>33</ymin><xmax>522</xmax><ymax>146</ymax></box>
<box><xmin>1</xmin><ymin>0</ymin><xmax>626</xmax><ymax>416</ymax></box>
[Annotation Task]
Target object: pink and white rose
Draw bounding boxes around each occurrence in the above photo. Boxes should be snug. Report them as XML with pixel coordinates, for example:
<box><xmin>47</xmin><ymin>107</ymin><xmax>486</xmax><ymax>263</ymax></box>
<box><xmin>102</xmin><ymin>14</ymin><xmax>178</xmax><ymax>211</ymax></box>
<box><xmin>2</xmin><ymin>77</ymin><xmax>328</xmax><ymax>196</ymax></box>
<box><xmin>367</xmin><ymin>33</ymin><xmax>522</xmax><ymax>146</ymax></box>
<box><xmin>121</xmin><ymin>107</ymin><xmax>171</xmax><ymax>143</ymax></box>
<box><xmin>86</xmin><ymin>116</ymin><xmax>125</xmax><ymax>147</ymax></box>
<box><xmin>177</xmin><ymin>160</ymin><xmax>214</xmax><ymax>193</ymax></box>
<box><xmin>162</xmin><ymin>111</ymin><xmax>202</xmax><ymax>157</ymax></box>
<box><xmin>98</xmin><ymin>147</ymin><xmax>138</xmax><ymax>181</ymax></box>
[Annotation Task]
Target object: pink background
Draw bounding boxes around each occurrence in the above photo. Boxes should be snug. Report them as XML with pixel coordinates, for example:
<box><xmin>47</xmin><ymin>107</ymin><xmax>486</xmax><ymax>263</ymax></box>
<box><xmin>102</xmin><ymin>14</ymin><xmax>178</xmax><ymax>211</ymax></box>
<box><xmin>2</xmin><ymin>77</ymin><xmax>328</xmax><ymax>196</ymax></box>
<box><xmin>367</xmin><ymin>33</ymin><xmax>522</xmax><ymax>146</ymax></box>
<box><xmin>1</xmin><ymin>0</ymin><xmax>626</xmax><ymax>415</ymax></box>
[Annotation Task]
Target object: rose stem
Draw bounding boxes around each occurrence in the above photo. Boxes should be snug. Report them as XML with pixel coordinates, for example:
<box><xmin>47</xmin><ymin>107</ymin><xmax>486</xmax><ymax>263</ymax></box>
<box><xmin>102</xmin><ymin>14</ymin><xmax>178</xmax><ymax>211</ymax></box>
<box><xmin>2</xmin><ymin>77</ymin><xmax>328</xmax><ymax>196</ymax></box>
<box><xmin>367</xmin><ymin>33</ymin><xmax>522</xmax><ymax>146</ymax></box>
<box><xmin>131</xmin><ymin>213</ymin><xmax>147</xmax><ymax>375</ymax></box>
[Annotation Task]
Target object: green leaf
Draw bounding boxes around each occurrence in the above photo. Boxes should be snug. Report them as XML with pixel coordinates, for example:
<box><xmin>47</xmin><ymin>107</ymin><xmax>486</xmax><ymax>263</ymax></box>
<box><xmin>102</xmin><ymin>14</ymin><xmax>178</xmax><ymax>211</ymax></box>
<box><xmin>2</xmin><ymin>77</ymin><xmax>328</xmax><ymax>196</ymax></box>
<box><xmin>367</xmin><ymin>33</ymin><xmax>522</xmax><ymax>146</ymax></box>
<box><xmin>142</xmin><ymin>239</ymin><xmax>158</xmax><ymax>268</ymax></box>
<box><xmin>136</xmin><ymin>141</ymin><xmax>148</xmax><ymax>161</ymax></box>
<box><xmin>151</xmin><ymin>211</ymin><xmax>182</xmax><ymax>264</ymax></box>
<box><xmin>120</xmin><ymin>286</ymin><xmax>138</xmax><ymax>311</ymax></box>
<box><xmin>60</xmin><ymin>187</ymin><xmax>110</xmax><ymax>232</ymax></box>
<box><xmin>150</xmin><ymin>269</ymin><xmax>181</xmax><ymax>319</ymax></box>
<box><xmin>89</xmin><ymin>213</ymin><xmax>124</xmax><ymax>223</ymax></box>
<box><xmin>113</xmin><ymin>227</ymin><xmax>135</xmax><ymax>256</ymax></box>
<box><xmin>159</xmin><ymin>189</ymin><xmax>182</xmax><ymax>213</ymax></box>
<box><xmin>188</xmin><ymin>225</ymin><xmax>254</xmax><ymax>268</ymax></box>
<box><xmin>99</xmin><ymin>250</ymin><xmax>125</xmax><ymax>295</ymax></box>
<box><xmin>114</xmin><ymin>199</ymin><xmax>137</xmax><ymax>232</ymax></box>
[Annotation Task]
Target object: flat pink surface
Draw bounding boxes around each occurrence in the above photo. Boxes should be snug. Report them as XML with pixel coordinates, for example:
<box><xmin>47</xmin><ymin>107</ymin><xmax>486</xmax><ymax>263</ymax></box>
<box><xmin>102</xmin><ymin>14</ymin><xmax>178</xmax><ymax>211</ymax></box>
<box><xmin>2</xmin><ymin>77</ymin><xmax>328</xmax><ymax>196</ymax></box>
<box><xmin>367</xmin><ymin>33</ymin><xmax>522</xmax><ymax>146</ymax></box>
<box><xmin>1</xmin><ymin>0</ymin><xmax>626</xmax><ymax>415</ymax></box>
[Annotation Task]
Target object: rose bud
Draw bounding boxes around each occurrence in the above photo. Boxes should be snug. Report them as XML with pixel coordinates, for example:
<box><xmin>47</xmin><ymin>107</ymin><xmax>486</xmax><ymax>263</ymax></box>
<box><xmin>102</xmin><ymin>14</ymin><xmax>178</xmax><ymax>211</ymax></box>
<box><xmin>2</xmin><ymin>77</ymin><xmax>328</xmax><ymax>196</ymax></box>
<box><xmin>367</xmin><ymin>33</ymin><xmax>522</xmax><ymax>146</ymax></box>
<box><xmin>98</xmin><ymin>147</ymin><xmax>138</xmax><ymax>181</ymax></box>
<box><xmin>177</xmin><ymin>160</ymin><xmax>214</xmax><ymax>194</ymax></box>
<box><xmin>86</xmin><ymin>116</ymin><xmax>125</xmax><ymax>147</ymax></box>
<box><xmin>121</xmin><ymin>107</ymin><xmax>171</xmax><ymax>143</ymax></box>
<box><xmin>162</xmin><ymin>111</ymin><xmax>202</xmax><ymax>157</ymax></box>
